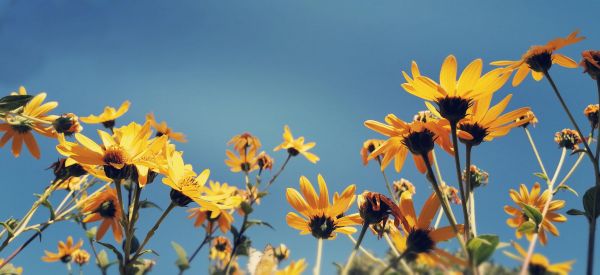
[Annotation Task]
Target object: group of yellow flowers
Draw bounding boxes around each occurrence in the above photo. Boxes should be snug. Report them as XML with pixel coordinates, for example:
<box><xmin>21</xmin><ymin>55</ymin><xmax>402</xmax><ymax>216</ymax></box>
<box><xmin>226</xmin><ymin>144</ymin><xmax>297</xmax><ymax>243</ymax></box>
<box><xmin>0</xmin><ymin>30</ymin><xmax>599</xmax><ymax>275</ymax></box>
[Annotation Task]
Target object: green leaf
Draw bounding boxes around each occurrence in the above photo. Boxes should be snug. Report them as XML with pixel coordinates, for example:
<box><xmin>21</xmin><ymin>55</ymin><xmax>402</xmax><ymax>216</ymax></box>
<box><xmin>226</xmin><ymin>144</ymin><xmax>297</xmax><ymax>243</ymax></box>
<box><xmin>583</xmin><ymin>186</ymin><xmax>600</xmax><ymax>220</ymax></box>
<box><xmin>139</xmin><ymin>200</ymin><xmax>162</xmax><ymax>211</ymax></box>
<box><xmin>533</xmin><ymin>172</ymin><xmax>549</xmax><ymax>182</ymax></box>
<box><xmin>517</xmin><ymin>221</ymin><xmax>536</xmax><ymax>233</ymax></box>
<box><xmin>246</xmin><ymin>219</ymin><xmax>275</xmax><ymax>230</ymax></box>
<box><xmin>171</xmin><ymin>241</ymin><xmax>189</xmax><ymax>271</ymax></box>
<box><xmin>467</xmin><ymin>234</ymin><xmax>500</xmax><ymax>266</ymax></box>
<box><xmin>97</xmin><ymin>241</ymin><xmax>124</xmax><ymax>266</ymax></box>
<box><xmin>520</xmin><ymin>203</ymin><xmax>543</xmax><ymax>227</ymax></box>
<box><xmin>566</xmin><ymin>209</ymin><xmax>586</xmax><ymax>216</ymax></box>
<box><xmin>0</xmin><ymin>94</ymin><xmax>33</xmax><ymax>112</ymax></box>
<box><xmin>555</xmin><ymin>185</ymin><xmax>579</xmax><ymax>197</ymax></box>
<box><xmin>0</xmin><ymin>222</ymin><xmax>15</xmax><ymax>237</ymax></box>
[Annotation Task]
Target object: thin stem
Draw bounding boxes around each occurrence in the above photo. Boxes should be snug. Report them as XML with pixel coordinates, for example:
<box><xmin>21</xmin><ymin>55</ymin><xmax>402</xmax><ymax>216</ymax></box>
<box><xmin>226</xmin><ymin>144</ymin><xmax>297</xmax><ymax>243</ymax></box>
<box><xmin>0</xmin><ymin>223</ymin><xmax>50</xmax><ymax>268</ymax></box>
<box><xmin>188</xmin><ymin>232</ymin><xmax>212</xmax><ymax>264</ymax></box>
<box><xmin>376</xmin><ymin>157</ymin><xmax>398</xmax><ymax>204</ymax></box>
<box><xmin>383</xmin><ymin>233</ymin><xmax>413</xmax><ymax>275</ymax></box>
<box><xmin>313</xmin><ymin>238</ymin><xmax>323</xmax><ymax>275</ymax></box>
<box><xmin>265</xmin><ymin>154</ymin><xmax>292</xmax><ymax>189</ymax></box>
<box><xmin>554</xmin><ymin>150</ymin><xmax>586</xmax><ymax>193</ymax></box>
<box><xmin>450</xmin><ymin>123</ymin><xmax>471</xmax><ymax>240</ymax></box>
<box><xmin>341</xmin><ymin>224</ymin><xmax>369</xmax><ymax>275</ymax></box>
<box><xmin>66</xmin><ymin>262</ymin><xmax>73</xmax><ymax>275</ymax></box>
<box><xmin>432</xmin><ymin>149</ymin><xmax>446</xmax><ymax>229</ymax></box>
<box><xmin>465</xmin><ymin>144</ymin><xmax>476</xmax><ymax>238</ymax></box>
<box><xmin>131</xmin><ymin>202</ymin><xmax>176</xmax><ymax>263</ymax></box>
<box><xmin>519</xmin><ymin>148</ymin><xmax>567</xmax><ymax>275</ymax></box>
<box><xmin>524</xmin><ymin>128</ymin><xmax>549</xmax><ymax>178</ymax></box>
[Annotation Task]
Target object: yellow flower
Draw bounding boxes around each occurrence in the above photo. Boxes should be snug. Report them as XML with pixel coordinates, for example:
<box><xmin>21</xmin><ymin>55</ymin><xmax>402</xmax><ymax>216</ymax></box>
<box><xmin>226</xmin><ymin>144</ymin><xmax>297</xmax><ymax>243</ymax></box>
<box><xmin>516</xmin><ymin>110</ymin><xmax>538</xmax><ymax>128</ymax></box>
<box><xmin>81</xmin><ymin>188</ymin><xmax>123</xmax><ymax>242</ymax></box>
<box><xmin>491</xmin><ymin>31</ymin><xmax>584</xmax><ymax>86</ymax></box>
<box><xmin>225</xmin><ymin>149</ymin><xmax>258</xmax><ymax>173</ymax></box>
<box><xmin>187</xmin><ymin>181</ymin><xmax>242</xmax><ymax>233</ymax></box>
<box><xmin>504</xmin><ymin>241</ymin><xmax>574</xmax><ymax>275</ymax></box>
<box><xmin>364</xmin><ymin>114</ymin><xmax>458</xmax><ymax>173</ymax></box>
<box><xmin>0</xmin><ymin>91</ymin><xmax>58</xmax><ymax>159</ymax></box>
<box><xmin>390</xmin><ymin>192</ymin><xmax>466</xmax><ymax>267</ymax></box>
<box><xmin>402</xmin><ymin>55</ymin><xmax>509</xmax><ymax>123</ymax></box>
<box><xmin>41</xmin><ymin>236</ymin><xmax>83</xmax><ymax>263</ymax></box>
<box><xmin>457</xmin><ymin>94</ymin><xmax>533</xmax><ymax>146</ymax></box>
<box><xmin>360</xmin><ymin>139</ymin><xmax>384</xmax><ymax>166</ymax></box>
<box><xmin>209</xmin><ymin>236</ymin><xmax>232</xmax><ymax>261</ymax></box>
<box><xmin>56</xmin><ymin>121</ymin><xmax>167</xmax><ymax>186</ymax></box>
<box><xmin>276</xmin><ymin>259</ymin><xmax>307</xmax><ymax>275</ymax></box>
<box><xmin>145</xmin><ymin>113</ymin><xmax>187</xmax><ymax>142</ymax></box>
<box><xmin>72</xmin><ymin>249</ymin><xmax>90</xmax><ymax>266</ymax></box>
<box><xmin>228</xmin><ymin>132</ymin><xmax>262</xmax><ymax>155</ymax></box>
<box><xmin>504</xmin><ymin>183</ymin><xmax>566</xmax><ymax>245</ymax></box>
<box><xmin>80</xmin><ymin>100</ymin><xmax>130</xmax><ymax>129</ymax></box>
<box><xmin>274</xmin><ymin>125</ymin><xmax>319</xmax><ymax>163</ymax></box>
<box><xmin>285</xmin><ymin>174</ymin><xmax>361</xmax><ymax>239</ymax></box>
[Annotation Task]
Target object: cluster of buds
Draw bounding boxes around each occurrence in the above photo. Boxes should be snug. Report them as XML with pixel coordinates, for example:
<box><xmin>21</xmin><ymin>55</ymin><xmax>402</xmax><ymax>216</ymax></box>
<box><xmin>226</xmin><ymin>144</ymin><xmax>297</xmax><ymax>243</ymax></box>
<box><xmin>393</xmin><ymin>178</ymin><xmax>416</xmax><ymax>198</ymax></box>
<box><xmin>554</xmin><ymin>129</ymin><xmax>583</xmax><ymax>150</ymax></box>
<box><xmin>463</xmin><ymin>165</ymin><xmax>489</xmax><ymax>190</ymax></box>
<box><xmin>584</xmin><ymin>104</ymin><xmax>599</xmax><ymax>129</ymax></box>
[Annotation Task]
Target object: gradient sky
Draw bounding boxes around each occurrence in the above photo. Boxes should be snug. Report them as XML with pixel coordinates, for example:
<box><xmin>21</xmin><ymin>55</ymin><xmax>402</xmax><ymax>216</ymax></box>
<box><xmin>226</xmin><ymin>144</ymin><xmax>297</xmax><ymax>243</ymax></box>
<box><xmin>0</xmin><ymin>0</ymin><xmax>599</xmax><ymax>274</ymax></box>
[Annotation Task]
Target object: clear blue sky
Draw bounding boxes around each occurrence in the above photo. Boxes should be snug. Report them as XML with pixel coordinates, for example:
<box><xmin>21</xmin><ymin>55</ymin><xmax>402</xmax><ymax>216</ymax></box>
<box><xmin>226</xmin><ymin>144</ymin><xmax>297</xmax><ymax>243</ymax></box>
<box><xmin>0</xmin><ymin>0</ymin><xmax>598</xmax><ymax>274</ymax></box>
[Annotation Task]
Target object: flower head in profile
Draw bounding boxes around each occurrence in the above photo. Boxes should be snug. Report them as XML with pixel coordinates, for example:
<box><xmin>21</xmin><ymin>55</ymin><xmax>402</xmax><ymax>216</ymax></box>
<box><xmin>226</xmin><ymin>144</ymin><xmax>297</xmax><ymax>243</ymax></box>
<box><xmin>274</xmin><ymin>125</ymin><xmax>319</xmax><ymax>163</ymax></box>
<box><xmin>209</xmin><ymin>236</ymin><xmax>232</xmax><ymax>261</ymax></box>
<box><xmin>357</xmin><ymin>191</ymin><xmax>407</xmax><ymax>237</ymax></box>
<box><xmin>504</xmin><ymin>241</ymin><xmax>574</xmax><ymax>275</ymax></box>
<box><xmin>584</xmin><ymin>104</ymin><xmax>599</xmax><ymax>129</ymax></box>
<box><xmin>505</xmin><ymin>183</ymin><xmax>566</xmax><ymax>245</ymax></box>
<box><xmin>80</xmin><ymin>100</ymin><xmax>130</xmax><ymax>130</ymax></box>
<box><xmin>187</xmin><ymin>181</ymin><xmax>242</xmax><ymax>233</ymax></box>
<box><xmin>457</xmin><ymin>94</ymin><xmax>532</xmax><ymax>146</ymax></box>
<box><xmin>360</xmin><ymin>139</ymin><xmax>384</xmax><ymax>166</ymax></box>
<box><xmin>554</xmin><ymin>129</ymin><xmax>583</xmax><ymax>151</ymax></box>
<box><xmin>225</xmin><ymin>149</ymin><xmax>258</xmax><ymax>173</ymax></box>
<box><xmin>72</xmin><ymin>249</ymin><xmax>90</xmax><ymax>266</ymax></box>
<box><xmin>492</xmin><ymin>31</ymin><xmax>584</xmax><ymax>86</ymax></box>
<box><xmin>0</xmin><ymin>90</ymin><xmax>58</xmax><ymax>159</ymax></box>
<box><xmin>403</xmin><ymin>55</ymin><xmax>509</xmax><ymax>123</ymax></box>
<box><xmin>390</xmin><ymin>192</ymin><xmax>465</xmax><ymax>267</ymax></box>
<box><xmin>228</xmin><ymin>132</ymin><xmax>262</xmax><ymax>155</ymax></box>
<box><xmin>81</xmin><ymin>188</ymin><xmax>123</xmax><ymax>242</ymax></box>
<box><xmin>41</xmin><ymin>236</ymin><xmax>84</xmax><ymax>263</ymax></box>
<box><xmin>517</xmin><ymin>110</ymin><xmax>538</xmax><ymax>128</ymax></box>
<box><xmin>581</xmin><ymin>50</ymin><xmax>600</xmax><ymax>79</ymax></box>
<box><xmin>145</xmin><ymin>113</ymin><xmax>187</xmax><ymax>142</ymax></box>
<box><xmin>276</xmin><ymin>259</ymin><xmax>307</xmax><ymax>275</ymax></box>
<box><xmin>285</xmin><ymin>174</ymin><xmax>361</xmax><ymax>239</ymax></box>
<box><xmin>364</xmin><ymin>114</ymin><xmax>457</xmax><ymax>173</ymax></box>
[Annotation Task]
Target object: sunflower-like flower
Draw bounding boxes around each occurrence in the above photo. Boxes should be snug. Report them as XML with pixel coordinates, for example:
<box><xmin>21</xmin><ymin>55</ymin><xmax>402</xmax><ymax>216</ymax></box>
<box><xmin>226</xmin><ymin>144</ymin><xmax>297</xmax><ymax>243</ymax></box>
<box><xmin>285</xmin><ymin>175</ymin><xmax>361</xmax><ymax>239</ymax></box>
<box><xmin>228</xmin><ymin>132</ymin><xmax>262</xmax><ymax>155</ymax></box>
<box><xmin>402</xmin><ymin>55</ymin><xmax>509</xmax><ymax>124</ymax></box>
<box><xmin>72</xmin><ymin>249</ymin><xmax>90</xmax><ymax>266</ymax></box>
<box><xmin>504</xmin><ymin>241</ymin><xmax>574</xmax><ymax>275</ymax></box>
<box><xmin>274</xmin><ymin>125</ymin><xmax>319</xmax><ymax>164</ymax></box>
<box><xmin>276</xmin><ymin>259</ymin><xmax>307</xmax><ymax>275</ymax></box>
<box><xmin>584</xmin><ymin>104</ymin><xmax>599</xmax><ymax>129</ymax></box>
<box><xmin>554</xmin><ymin>129</ymin><xmax>583</xmax><ymax>150</ymax></box>
<box><xmin>504</xmin><ymin>183</ymin><xmax>566</xmax><ymax>245</ymax></box>
<box><xmin>52</xmin><ymin>113</ymin><xmax>83</xmax><ymax>136</ymax></box>
<box><xmin>187</xmin><ymin>181</ymin><xmax>242</xmax><ymax>233</ymax></box>
<box><xmin>357</xmin><ymin>191</ymin><xmax>407</xmax><ymax>237</ymax></box>
<box><xmin>41</xmin><ymin>236</ymin><xmax>83</xmax><ymax>263</ymax></box>
<box><xmin>360</xmin><ymin>139</ymin><xmax>384</xmax><ymax>166</ymax></box>
<box><xmin>225</xmin><ymin>149</ymin><xmax>258</xmax><ymax>173</ymax></box>
<box><xmin>457</xmin><ymin>94</ymin><xmax>533</xmax><ymax>146</ymax></box>
<box><xmin>492</xmin><ymin>31</ymin><xmax>584</xmax><ymax>86</ymax></box>
<box><xmin>81</xmin><ymin>188</ymin><xmax>123</xmax><ymax>242</ymax></box>
<box><xmin>209</xmin><ymin>236</ymin><xmax>233</xmax><ymax>261</ymax></box>
<box><xmin>390</xmin><ymin>192</ymin><xmax>466</xmax><ymax>267</ymax></box>
<box><xmin>0</xmin><ymin>90</ymin><xmax>58</xmax><ymax>159</ymax></box>
<box><xmin>145</xmin><ymin>113</ymin><xmax>187</xmax><ymax>142</ymax></box>
<box><xmin>80</xmin><ymin>100</ymin><xmax>130</xmax><ymax>129</ymax></box>
<box><xmin>581</xmin><ymin>50</ymin><xmax>600</xmax><ymax>79</ymax></box>
<box><xmin>56</xmin><ymin>121</ymin><xmax>167</xmax><ymax>185</ymax></box>
<box><xmin>364</xmin><ymin>114</ymin><xmax>457</xmax><ymax>173</ymax></box>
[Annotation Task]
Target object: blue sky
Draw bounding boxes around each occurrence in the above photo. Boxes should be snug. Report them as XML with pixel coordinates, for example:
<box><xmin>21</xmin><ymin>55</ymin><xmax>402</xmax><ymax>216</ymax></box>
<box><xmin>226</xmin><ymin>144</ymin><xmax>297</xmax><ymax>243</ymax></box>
<box><xmin>0</xmin><ymin>0</ymin><xmax>599</xmax><ymax>274</ymax></box>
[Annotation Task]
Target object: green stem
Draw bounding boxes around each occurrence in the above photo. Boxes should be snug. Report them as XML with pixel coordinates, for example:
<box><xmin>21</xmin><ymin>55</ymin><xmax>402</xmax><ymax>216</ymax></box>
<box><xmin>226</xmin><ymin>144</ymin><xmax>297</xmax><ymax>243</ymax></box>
<box><xmin>130</xmin><ymin>202</ymin><xmax>176</xmax><ymax>263</ymax></box>
<box><xmin>465</xmin><ymin>144</ymin><xmax>476</xmax><ymax>238</ymax></box>
<box><xmin>450</xmin><ymin>123</ymin><xmax>471</xmax><ymax>239</ymax></box>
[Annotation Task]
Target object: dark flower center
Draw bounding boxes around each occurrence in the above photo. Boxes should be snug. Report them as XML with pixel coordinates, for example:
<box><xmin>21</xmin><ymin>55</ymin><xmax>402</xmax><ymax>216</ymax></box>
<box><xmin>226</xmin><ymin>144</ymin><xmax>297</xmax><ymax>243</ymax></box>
<box><xmin>102</xmin><ymin>120</ymin><xmax>115</xmax><ymax>130</ymax></box>
<box><xmin>241</xmin><ymin>162</ymin><xmax>251</xmax><ymax>172</ymax></box>
<box><xmin>526</xmin><ymin>51</ymin><xmax>552</xmax><ymax>73</ymax></box>
<box><xmin>403</xmin><ymin>130</ymin><xmax>435</xmax><ymax>155</ymax></box>
<box><xmin>287</xmin><ymin>147</ymin><xmax>300</xmax><ymax>156</ymax></box>
<box><xmin>458</xmin><ymin>123</ymin><xmax>488</xmax><ymax>146</ymax></box>
<box><xmin>404</xmin><ymin>228</ymin><xmax>435</xmax><ymax>262</ymax></box>
<box><xmin>170</xmin><ymin>188</ymin><xmax>192</xmax><ymax>207</ymax></box>
<box><xmin>98</xmin><ymin>200</ymin><xmax>117</xmax><ymax>218</ymax></box>
<box><xmin>528</xmin><ymin>263</ymin><xmax>549</xmax><ymax>275</ymax></box>
<box><xmin>435</xmin><ymin>96</ymin><xmax>472</xmax><ymax>124</ymax></box>
<box><xmin>60</xmin><ymin>255</ymin><xmax>72</xmax><ymax>263</ymax></box>
<box><xmin>367</xmin><ymin>143</ymin><xmax>376</xmax><ymax>153</ymax></box>
<box><xmin>103</xmin><ymin>147</ymin><xmax>127</xmax><ymax>165</ymax></box>
<box><xmin>52</xmin><ymin>116</ymin><xmax>76</xmax><ymax>135</ymax></box>
<box><xmin>309</xmin><ymin>215</ymin><xmax>336</xmax><ymax>239</ymax></box>
<box><xmin>11</xmin><ymin>124</ymin><xmax>32</xmax><ymax>134</ymax></box>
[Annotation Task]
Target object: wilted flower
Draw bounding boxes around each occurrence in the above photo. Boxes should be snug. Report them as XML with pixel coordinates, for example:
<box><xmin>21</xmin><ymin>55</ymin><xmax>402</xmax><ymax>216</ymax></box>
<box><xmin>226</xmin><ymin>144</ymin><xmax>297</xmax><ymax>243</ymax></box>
<box><xmin>72</xmin><ymin>249</ymin><xmax>90</xmax><ymax>266</ymax></box>
<box><xmin>357</xmin><ymin>191</ymin><xmax>406</xmax><ymax>237</ymax></box>
<box><xmin>463</xmin><ymin>165</ymin><xmax>489</xmax><ymax>189</ymax></box>
<box><xmin>256</xmin><ymin>151</ymin><xmax>274</xmax><ymax>171</ymax></box>
<box><xmin>584</xmin><ymin>104</ymin><xmax>599</xmax><ymax>129</ymax></box>
<box><xmin>360</xmin><ymin>139</ymin><xmax>384</xmax><ymax>165</ymax></box>
<box><xmin>441</xmin><ymin>185</ymin><xmax>462</xmax><ymax>205</ymax></box>
<box><xmin>228</xmin><ymin>132</ymin><xmax>262</xmax><ymax>155</ymax></box>
<box><xmin>554</xmin><ymin>129</ymin><xmax>583</xmax><ymax>150</ymax></box>
<box><xmin>517</xmin><ymin>110</ymin><xmax>538</xmax><ymax>128</ymax></box>
<box><xmin>581</xmin><ymin>50</ymin><xmax>600</xmax><ymax>79</ymax></box>
<box><xmin>393</xmin><ymin>178</ymin><xmax>416</xmax><ymax>198</ymax></box>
